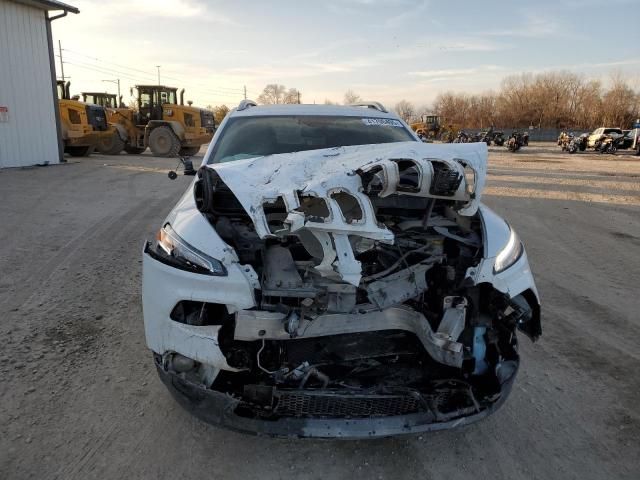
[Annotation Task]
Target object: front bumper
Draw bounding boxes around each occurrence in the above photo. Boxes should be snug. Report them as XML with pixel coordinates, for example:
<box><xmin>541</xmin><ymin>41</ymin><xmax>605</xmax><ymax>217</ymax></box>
<box><xmin>154</xmin><ymin>354</ymin><xmax>519</xmax><ymax>439</ymax></box>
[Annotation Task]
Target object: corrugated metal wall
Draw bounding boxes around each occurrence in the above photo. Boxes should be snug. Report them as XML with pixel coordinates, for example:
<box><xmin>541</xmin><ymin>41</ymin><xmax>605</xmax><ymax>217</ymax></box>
<box><xmin>0</xmin><ymin>0</ymin><xmax>59</xmax><ymax>168</ymax></box>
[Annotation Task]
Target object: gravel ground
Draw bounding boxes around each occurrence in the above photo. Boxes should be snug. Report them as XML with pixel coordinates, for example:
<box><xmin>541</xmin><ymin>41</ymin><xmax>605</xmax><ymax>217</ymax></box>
<box><xmin>1</xmin><ymin>143</ymin><xmax>639</xmax><ymax>479</ymax></box>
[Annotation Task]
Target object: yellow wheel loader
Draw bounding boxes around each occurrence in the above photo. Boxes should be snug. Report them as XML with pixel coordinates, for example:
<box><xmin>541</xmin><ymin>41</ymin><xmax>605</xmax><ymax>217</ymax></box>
<box><xmin>56</xmin><ymin>82</ymin><xmax>115</xmax><ymax>157</ymax></box>
<box><xmin>81</xmin><ymin>92</ymin><xmax>129</xmax><ymax>155</ymax></box>
<box><xmin>410</xmin><ymin>114</ymin><xmax>441</xmax><ymax>140</ymax></box>
<box><xmin>133</xmin><ymin>85</ymin><xmax>215</xmax><ymax>157</ymax></box>
<box><xmin>83</xmin><ymin>86</ymin><xmax>215</xmax><ymax>157</ymax></box>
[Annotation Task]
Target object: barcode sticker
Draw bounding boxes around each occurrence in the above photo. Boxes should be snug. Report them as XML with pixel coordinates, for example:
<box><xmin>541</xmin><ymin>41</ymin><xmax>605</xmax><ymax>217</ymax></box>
<box><xmin>362</xmin><ymin>118</ymin><xmax>403</xmax><ymax>127</ymax></box>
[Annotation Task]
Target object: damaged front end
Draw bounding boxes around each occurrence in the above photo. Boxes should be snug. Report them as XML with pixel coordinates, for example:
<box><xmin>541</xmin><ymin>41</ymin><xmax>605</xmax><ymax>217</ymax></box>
<box><xmin>143</xmin><ymin>142</ymin><xmax>541</xmax><ymax>438</ymax></box>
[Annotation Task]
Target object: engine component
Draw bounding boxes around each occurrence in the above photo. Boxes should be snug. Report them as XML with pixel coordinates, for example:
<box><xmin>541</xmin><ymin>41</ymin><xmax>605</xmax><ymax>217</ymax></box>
<box><xmin>366</xmin><ymin>263</ymin><xmax>431</xmax><ymax>309</ymax></box>
<box><xmin>436</xmin><ymin>296</ymin><xmax>468</xmax><ymax>341</ymax></box>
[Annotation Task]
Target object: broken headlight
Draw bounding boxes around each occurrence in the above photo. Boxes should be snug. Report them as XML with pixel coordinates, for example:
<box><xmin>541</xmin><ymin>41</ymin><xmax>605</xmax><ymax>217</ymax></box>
<box><xmin>154</xmin><ymin>224</ymin><xmax>226</xmax><ymax>276</ymax></box>
<box><xmin>494</xmin><ymin>226</ymin><xmax>523</xmax><ymax>273</ymax></box>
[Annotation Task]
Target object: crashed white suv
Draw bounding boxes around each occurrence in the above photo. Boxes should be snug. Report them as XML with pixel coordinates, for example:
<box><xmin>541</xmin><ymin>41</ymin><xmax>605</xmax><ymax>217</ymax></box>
<box><xmin>142</xmin><ymin>101</ymin><xmax>541</xmax><ymax>438</ymax></box>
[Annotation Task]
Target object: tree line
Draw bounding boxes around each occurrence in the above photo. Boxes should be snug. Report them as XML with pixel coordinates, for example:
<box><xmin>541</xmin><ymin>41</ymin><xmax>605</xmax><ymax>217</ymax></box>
<box><xmin>207</xmin><ymin>71</ymin><xmax>639</xmax><ymax>130</ymax></box>
<box><xmin>410</xmin><ymin>71</ymin><xmax>639</xmax><ymax>130</ymax></box>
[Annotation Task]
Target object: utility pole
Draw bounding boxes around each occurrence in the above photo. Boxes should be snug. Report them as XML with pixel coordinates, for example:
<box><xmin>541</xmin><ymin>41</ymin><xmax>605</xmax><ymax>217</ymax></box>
<box><xmin>58</xmin><ymin>40</ymin><xmax>65</xmax><ymax>81</ymax></box>
<box><xmin>156</xmin><ymin>65</ymin><xmax>161</xmax><ymax>85</ymax></box>
<box><xmin>102</xmin><ymin>79</ymin><xmax>121</xmax><ymax>103</ymax></box>
<box><xmin>243</xmin><ymin>85</ymin><xmax>247</xmax><ymax>100</ymax></box>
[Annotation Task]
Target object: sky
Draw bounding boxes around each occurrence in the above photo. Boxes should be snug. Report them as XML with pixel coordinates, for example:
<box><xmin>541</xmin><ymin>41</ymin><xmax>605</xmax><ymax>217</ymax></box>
<box><xmin>52</xmin><ymin>0</ymin><xmax>640</xmax><ymax>110</ymax></box>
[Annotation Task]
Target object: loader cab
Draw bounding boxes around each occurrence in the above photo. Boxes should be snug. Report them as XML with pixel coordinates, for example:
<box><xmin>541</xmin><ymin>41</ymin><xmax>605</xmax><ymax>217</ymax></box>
<box><xmin>82</xmin><ymin>93</ymin><xmax>121</xmax><ymax>109</ymax></box>
<box><xmin>134</xmin><ymin>85</ymin><xmax>180</xmax><ymax>126</ymax></box>
<box><xmin>421</xmin><ymin>114</ymin><xmax>440</xmax><ymax>127</ymax></box>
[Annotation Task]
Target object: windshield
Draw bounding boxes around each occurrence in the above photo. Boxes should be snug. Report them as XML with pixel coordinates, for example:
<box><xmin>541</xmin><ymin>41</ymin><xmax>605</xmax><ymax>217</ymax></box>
<box><xmin>208</xmin><ymin>115</ymin><xmax>415</xmax><ymax>164</ymax></box>
<box><xmin>159</xmin><ymin>90</ymin><xmax>177</xmax><ymax>104</ymax></box>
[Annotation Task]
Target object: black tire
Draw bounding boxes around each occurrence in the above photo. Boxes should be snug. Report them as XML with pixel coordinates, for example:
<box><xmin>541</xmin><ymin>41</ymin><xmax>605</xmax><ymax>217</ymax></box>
<box><xmin>97</xmin><ymin>131</ymin><xmax>125</xmax><ymax>155</ymax></box>
<box><xmin>65</xmin><ymin>146</ymin><xmax>93</xmax><ymax>157</ymax></box>
<box><xmin>179</xmin><ymin>146</ymin><xmax>200</xmax><ymax>157</ymax></box>
<box><xmin>148</xmin><ymin>126</ymin><xmax>181</xmax><ymax>157</ymax></box>
<box><xmin>124</xmin><ymin>145</ymin><xmax>146</xmax><ymax>155</ymax></box>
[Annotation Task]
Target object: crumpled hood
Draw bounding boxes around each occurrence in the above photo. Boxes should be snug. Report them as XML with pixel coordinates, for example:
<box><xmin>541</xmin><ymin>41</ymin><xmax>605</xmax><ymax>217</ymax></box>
<box><xmin>207</xmin><ymin>141</ymin><xmax>487</xmax><ymax>285</ymax></box>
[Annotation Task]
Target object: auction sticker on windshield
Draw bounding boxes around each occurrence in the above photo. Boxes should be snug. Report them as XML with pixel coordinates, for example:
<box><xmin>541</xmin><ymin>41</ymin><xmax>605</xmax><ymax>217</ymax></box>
<box><xmin>362</xmin><ymin>118</ymin><xmax>404</xmax><ymax>127</ymax></box>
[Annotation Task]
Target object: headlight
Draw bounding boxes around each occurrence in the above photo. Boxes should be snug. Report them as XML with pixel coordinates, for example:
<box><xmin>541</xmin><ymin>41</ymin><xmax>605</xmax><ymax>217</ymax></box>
<box><xmin>494</xmin><ymin>226</ymin><xmax>523</xmax><ymax>273</ymax></box>
<box><xmin>152</xmin><ymin>224</ymin><xmax>226</xmax><ymax>276</ymax></box>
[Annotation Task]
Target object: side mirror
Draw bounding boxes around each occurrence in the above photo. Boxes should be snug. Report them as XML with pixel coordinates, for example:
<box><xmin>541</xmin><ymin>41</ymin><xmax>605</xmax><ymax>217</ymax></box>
<box><xmin>183</xmin><ymin>159</ymin><xmax>196</xmax><ymax>175</ymax></box>
<box><xmin>168</xmin><ymin>157</ymin><xmax>196</xmax><ymax>180</ymax></box>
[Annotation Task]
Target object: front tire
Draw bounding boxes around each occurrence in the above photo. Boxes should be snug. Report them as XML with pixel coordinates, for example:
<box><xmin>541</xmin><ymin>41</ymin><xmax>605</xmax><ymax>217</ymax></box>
<box><xmin>65</xmin><ymin>146</ymin><xmax>93</xmax><ymax>157</ymax></box>
<box><xmin>124</xmin><ymin>145</ymin><xmax>146</xmax><ymax>155</ymax></box>
<box><xmin>97</xmin><ymin>131</ymin><xmax>125</xmax><ymax>155</ymax></box>
<box><xmin>148</xmin><ymin>126</ymin><xmax>181</xmax><ymax>157</ymax></box>
<box><xmin>179</xmin><ymin>146</ymin><xmax>200</xmax><ymax>157</ymax></box>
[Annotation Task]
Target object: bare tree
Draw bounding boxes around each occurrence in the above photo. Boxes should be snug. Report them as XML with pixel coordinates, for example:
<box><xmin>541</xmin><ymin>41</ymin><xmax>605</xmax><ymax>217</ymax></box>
<box><xmin>433</xmin><ymin>70</ymin><xmax>639</xmax><ymax>130</ymax></box>
<box><xmin>601</xmin><ymin>72</ymin><xmax>637</xmax><ymax>127</ymax></box>
<box><xmin>283</xmin><ymin>88</ymin><xmax>301</xmax><ymax>104</ymax></box>
<box><xmin>394</xmin><ymin>100</ymin><xmax>415</xmax><ymax>123</ymax></box>
<box><xmin>258</xmin><ymin>84</ymin><xmax>301</xmax><ymax>104</ymax></box>
<box><xmin>343</xmin><ymin>89</ymin><xmax>362</xmax><ymax>104</ymax></box>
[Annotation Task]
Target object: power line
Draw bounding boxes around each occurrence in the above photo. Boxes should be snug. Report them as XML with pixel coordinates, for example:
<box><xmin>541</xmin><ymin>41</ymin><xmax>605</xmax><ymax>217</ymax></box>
<box><xmin>58</xmin><ymin>59</ymin><xmax>148</xmax><ymax>84</ymax></box>
<box><xmin>62</xmin><ymin>48</ymin><xmax>160</xmax><ymax>78</ymax></box>
<box><xmin>57</xmin><ymin>49</ymin><xmax>254</xmax><ymax>104</ymax></box>
<box><xmin>61</xmin><ymin>57</ymin><xmax>245</xmax><ymax>100</ymax></box>
<box><xmin>62</xmin><ymin>48</ymin><xmax>247</xmax><ymax>95</ymax></box>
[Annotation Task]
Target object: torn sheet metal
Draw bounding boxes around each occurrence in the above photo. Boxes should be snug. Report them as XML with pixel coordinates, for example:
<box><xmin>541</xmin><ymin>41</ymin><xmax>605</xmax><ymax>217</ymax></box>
<box><xmin>210</xmin><ymin>141</ymin><xmax>487</xmax><ymax>285</ymax></box>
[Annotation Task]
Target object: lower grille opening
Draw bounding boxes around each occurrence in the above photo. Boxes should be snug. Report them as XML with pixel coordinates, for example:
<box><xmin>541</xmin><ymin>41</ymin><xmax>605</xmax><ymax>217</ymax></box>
<box><xmin>274</xmin><ymin>391</ymin><xmax>422</xmax><ymax>418</ymax></box>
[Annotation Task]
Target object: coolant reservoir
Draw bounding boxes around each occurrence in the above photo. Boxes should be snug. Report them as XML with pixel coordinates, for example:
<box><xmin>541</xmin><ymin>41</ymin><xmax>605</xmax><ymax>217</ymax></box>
<box><xmin>473</xmin><ymin>326</ymin><xmax>489</xmax><ymax>375</ymax></box>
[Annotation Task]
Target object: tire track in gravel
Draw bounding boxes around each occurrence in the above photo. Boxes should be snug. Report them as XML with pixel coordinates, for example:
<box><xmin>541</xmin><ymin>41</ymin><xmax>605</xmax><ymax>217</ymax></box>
<box><xmin>53</xmin><ymin>197</ymin><xmax>176</xmax><ymax>480</ymax></box>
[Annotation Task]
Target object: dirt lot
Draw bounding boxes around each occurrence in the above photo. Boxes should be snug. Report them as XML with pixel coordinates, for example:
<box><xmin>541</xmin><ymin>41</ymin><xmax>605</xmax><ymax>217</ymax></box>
<box><xmin>1</xmin><ymin>143</ymin><xmax>639</xmax><ymax>480</ymax></box>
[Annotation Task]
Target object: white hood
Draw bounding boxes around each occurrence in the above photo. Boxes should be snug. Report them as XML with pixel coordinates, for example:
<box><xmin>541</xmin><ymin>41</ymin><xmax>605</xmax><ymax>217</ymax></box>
<box><xmin>208</xmin><ymin>141</ymin><xmax>487</xmax><ymax>285</ymax></box>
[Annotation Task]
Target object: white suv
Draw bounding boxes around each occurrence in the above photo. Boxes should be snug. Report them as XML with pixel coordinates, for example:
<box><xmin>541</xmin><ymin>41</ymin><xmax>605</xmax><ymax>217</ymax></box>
<box><xmin>142</xmin><ymin>101</ymin><xmax>541</xmax><ymax>438</ymax></box>
<box><xmin>587</xmin><ymin>127</ymin><xmax>623</xmax><ymax>148</ymax></box>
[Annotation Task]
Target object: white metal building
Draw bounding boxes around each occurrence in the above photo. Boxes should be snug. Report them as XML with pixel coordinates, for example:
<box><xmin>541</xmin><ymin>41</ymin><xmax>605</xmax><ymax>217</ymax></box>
<box><xmin>0</xmin><ymin>0</ymin><xmax>78</xmax><ymax>168</ymax></box>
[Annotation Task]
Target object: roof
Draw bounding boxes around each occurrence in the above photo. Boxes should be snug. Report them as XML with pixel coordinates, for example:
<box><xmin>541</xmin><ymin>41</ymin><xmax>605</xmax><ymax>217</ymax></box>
<box><xmin>11</xmin><ymin>0</ymin><xmax>79</xmax><ymax>13</ymax></box>
<box><xmin>230</xmin><ymin>103</ymin><xmax>401</xmax><ymax>119</ymax></box>
<box><xmin>136</xmin><ymin>85</ymin><xmax>178</xmax><ymax>90</ymax></box>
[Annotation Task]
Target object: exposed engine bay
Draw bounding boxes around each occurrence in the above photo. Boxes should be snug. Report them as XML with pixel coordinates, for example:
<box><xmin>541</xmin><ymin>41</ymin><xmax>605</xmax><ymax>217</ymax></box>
<box><xmin>160</xmin><ymin>143</ymin><xmax>539</xmax><ymax>426</ymax></box>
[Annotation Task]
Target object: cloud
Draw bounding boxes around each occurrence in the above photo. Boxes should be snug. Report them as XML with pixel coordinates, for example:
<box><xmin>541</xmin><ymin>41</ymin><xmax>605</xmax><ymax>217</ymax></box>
<box><xmin>479</xmin><ymin>11</ymin><xmax>562</xmax><ymax>38</ymax></box>
<box><xmin>383</xmin><ymin>0</ymin><xmax>429</xmax><ymax>28</ymax></box>
<box><xmin>414</xmin><ymin>37</ymin><xmax>507</xmax><ymax>52</ymax></box>
<box><xmin>409</xmin><ymin>65</ymin><xmax>504</xmax><ymax>77</ymax></box>
<box><xmin>83</xmin><ymin>0</ymin><xmax>236</xmax><ymax>23</ymax></box>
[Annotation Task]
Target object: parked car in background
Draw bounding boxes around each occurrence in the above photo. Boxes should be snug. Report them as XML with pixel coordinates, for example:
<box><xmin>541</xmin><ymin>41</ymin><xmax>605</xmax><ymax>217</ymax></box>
<box><xmin>621</xmin><ymin>128</ymin><xmax>640</xmax><ymax>152</ymax></box>
<box><xmin>586</xmin><ymin>127</ymin><xmax>623</xmax><ymax>148</ymax></box>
